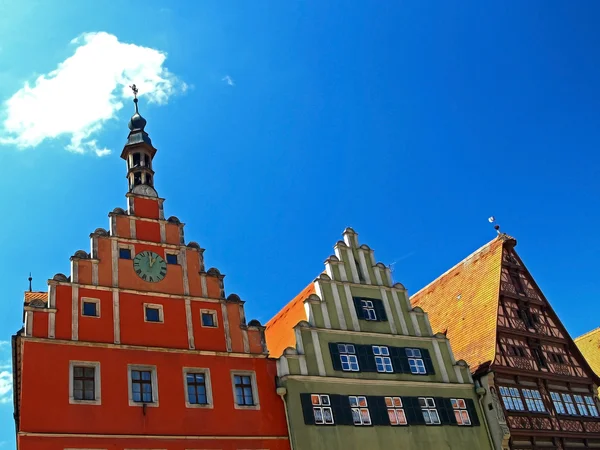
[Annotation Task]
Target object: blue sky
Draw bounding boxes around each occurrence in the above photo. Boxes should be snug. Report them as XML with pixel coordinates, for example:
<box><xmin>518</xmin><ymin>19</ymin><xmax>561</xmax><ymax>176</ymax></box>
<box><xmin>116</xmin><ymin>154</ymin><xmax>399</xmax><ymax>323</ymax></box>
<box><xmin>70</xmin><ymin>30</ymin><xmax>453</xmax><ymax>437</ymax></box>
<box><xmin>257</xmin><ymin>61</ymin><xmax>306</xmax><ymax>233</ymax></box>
<box><xmin>0</xmin><ymin>0</ymin><xmax>599</xmax><ymax>446</ymax></box>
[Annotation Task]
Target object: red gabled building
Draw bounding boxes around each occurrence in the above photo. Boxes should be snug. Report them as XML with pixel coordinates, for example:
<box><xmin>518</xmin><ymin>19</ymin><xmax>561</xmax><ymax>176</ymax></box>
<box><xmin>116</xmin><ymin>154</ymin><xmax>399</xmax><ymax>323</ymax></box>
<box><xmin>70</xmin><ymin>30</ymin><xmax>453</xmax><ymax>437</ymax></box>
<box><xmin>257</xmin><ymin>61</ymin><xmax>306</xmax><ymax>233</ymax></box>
<box><xmin>411</xmin><ymin>232</ymin><xmax>600</xmax><ymax>450</ymax></box>
<box><xmin>12</xmin><ymin>89</ymin><xmax>290</xmax><ymax>450</ymax></box>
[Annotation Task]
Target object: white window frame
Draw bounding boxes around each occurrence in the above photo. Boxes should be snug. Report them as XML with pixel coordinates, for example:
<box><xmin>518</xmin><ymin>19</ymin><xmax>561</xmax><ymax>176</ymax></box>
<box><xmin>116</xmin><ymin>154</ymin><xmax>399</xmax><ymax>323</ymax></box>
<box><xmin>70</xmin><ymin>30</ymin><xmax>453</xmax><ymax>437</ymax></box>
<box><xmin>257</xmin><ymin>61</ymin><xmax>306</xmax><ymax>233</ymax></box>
<box><xmin>360</xmin><ymin>300</ymin><xmax>377</xmax><ymax>321</ymax></box>
<box><xmin>451</xmin><ymin>398</ymin><xmax>471</xmax><ymax>425</ymax></box>
<box><xmin>200</xmin><ymin>309</ymin><xmax>218</xmax><ymax>328</ymax></box>
<box><xmin>311</xmin><ymin>394</ymin><xmax>334</xmax><ymax>425</ymax></box>
<box><xmin>127</xmin><ymin>364</ymin><xmax>159</xmax><ymax>407</ymax></box>
<box><xmin>372</xmin><ymin>346</ymin><xmax>393</xmax><ymax>373</ymax></box>
<box><xmin>385</xmin><ymin>396</ymin><xmax>407</xmax><ymax>426</ymax></box>
<box><xmin>522</xmin><ymin>389</ymin><xmax>546</xmax><ymax>413</ymax></box>
<box><xmin>349</xmin><ymin>396</ymin><xmax>372</xmax><ymax>425</ymax></box>
<box><xmin>143</xmin><ymin>303</ymin><xmax>164</xmax><ymax>323</ymax></box>
<box><xmin>231</xmin><ymin>370</ymin><xmax>260</xmax><ymax>410</ymax></box>
<box><xmin>338</xmin><ymin>343</ymin><xmax>359</xmax><ymax>372</ymax></box>
<box><xmin>69</xmin><ymin>361</ymin><xmax>101</xmax><ymax>405</ymax></box>
<box><xmin>182</xmin><ymin>367</ymin><xmax>213</xmax><ymax>409</ymax></box>
<box><xmin>406</xmin><ymin>348</ymin><xmax>426</xmax><ymax>374</ymax></box>
<box><xmin>165</xmin><ymin>252</ymin><xmax>179</xmax><ymax>265</ymax></box>
<box><xmin>81</xmin><ymin>297</ymin><xmax>100</xmax><ymax>318</ymax></box>
<box><xmin>499</xmin><ymin>386</ymin><xmax>525</xmax><ymax>411</ymax></box>
<box><xmin>418</xmin><ymin>397</ymin><xmax>441</xmax><ymax>425</ymax></box>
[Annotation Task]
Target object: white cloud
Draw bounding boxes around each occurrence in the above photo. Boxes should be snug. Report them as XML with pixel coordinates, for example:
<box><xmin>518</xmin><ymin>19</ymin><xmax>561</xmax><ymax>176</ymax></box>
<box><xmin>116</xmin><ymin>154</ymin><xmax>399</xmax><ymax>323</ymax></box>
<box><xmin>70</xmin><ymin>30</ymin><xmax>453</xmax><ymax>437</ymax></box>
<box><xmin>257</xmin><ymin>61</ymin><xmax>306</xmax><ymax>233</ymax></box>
<box><xmin>0</xmin><ymin>32</ymin><xmax>186</xmax><ymax>155</ymax></box>
<box><xmin>0</xmin><ymin>370</ymin><xmax>11</xmax><ymax>404</ymax></box>
<box><xmin>222</xmin><ymin>75</ymin><xmax>235</xmax><ymax>86</ymax></box>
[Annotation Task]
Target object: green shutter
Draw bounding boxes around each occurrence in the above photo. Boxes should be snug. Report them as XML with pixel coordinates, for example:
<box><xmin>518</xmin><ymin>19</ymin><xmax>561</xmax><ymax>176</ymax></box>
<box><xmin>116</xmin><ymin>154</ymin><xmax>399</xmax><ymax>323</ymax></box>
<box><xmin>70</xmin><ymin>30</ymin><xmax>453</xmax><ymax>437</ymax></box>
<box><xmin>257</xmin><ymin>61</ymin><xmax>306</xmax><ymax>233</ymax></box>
<box><xmin>300</xmin><ymin>393</ymin><xmax>316</xmax><ymax>425</ymax></box>
<box><xmin>328</xmin><ymin>342</ymin><xmax>342</xmax><ymax>371</ymax></box>
<box><xmin>421</xmin><ymin>348</ymin><xmax>435</xmax><ymax>374</ymax></box>
<box><xmin>465</xmin><ymin>398</ymin><xmax>481</xmax><ymax>426</ymax></box>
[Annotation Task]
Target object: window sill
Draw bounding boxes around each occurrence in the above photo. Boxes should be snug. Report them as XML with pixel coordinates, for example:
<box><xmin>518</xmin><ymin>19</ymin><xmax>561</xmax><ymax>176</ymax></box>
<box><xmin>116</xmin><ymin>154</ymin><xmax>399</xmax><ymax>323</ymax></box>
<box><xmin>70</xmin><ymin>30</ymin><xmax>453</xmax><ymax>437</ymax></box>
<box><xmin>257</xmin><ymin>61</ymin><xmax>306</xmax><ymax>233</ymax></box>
<box><xmin>128</xmin><ymin>400</ymin><xmax>159</xmax><ymax>407</ymax></box>
<box><xmin>234</xmin><ymin>403</ymin><xmax>260</xmax><ymax>411</ymax></box>
<box><xmin>185</xmin><ymin>402</ymin><xmax>214</xmax><ymax>409</ymax></box>
<box><xmin>69</xmin><ymin>397</ymin><xmax>101</xmax><ymax>406</ymax></box>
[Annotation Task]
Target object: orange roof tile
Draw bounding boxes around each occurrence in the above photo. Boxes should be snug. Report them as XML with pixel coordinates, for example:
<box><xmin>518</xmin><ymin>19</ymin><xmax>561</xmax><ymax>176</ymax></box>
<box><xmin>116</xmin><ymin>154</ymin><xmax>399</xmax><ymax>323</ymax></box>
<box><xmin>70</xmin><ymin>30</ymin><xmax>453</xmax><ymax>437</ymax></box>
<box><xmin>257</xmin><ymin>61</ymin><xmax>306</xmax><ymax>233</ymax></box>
<box><xmin>411</xmin><ymin>237</ymin><xmax>505</xmax><ymax>372</ymax></box>
<box><xmin>575</xmin><ymin>328</ymin><xmax>600</xmax><ymax>379</ymax></box>
<box><xmin>265</xmin><ymin>282</ymin><xmax>315</xmax><ymax>358</ymax></box>
<box><xmin>24</xmin><ymin>291</ymin><xmax>48</xmax><ymax>304</ymax></box>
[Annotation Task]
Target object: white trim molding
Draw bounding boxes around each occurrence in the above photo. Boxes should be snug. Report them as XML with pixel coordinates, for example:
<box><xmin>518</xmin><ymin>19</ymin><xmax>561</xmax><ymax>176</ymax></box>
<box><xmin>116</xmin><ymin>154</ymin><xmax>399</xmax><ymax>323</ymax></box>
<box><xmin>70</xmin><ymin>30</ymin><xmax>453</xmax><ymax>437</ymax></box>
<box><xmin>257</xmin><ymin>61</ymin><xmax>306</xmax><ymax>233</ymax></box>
<box><xmin>182</xmin><ymin>367</ymin><xmax>213</xmax><ymax>409</ymax></box>
<box><xmin>127</xmin><ymin>364</ymin><xmax>159</xmax><ymax>407</ymax></box>
<box><xmin>69</xmin><ymin>360</ymin><xmax>101</xmax><ymax>405</ymax></box>
<box><xmin>231</xmin><ymin>370</ymin><xmax>260</xmax><ymax>410</ymax></box>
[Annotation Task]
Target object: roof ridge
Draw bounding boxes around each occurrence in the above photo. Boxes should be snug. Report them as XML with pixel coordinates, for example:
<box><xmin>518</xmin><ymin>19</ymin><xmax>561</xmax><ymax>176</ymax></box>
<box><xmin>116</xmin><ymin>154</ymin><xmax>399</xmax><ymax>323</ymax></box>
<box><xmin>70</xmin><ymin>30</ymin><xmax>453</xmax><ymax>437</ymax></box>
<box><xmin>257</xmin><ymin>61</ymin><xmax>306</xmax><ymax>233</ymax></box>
<box><xmin>411</xmin><ymin>236</ymin><xmax>501</xmax><ymax>298</ymax></box>
<box><xmin>574</xmin><ymin>327</ymin><xmax>600</xmax><ymax>342</ymax></box>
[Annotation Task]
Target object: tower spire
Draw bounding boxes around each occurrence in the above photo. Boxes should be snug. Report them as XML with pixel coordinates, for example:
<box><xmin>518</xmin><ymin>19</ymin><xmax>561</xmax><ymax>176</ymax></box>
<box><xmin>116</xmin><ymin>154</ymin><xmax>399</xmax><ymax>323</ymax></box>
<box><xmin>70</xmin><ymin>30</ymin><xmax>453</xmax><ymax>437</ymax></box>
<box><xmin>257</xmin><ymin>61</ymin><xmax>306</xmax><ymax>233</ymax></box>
<box><xmin>120</xmin><ymin>84</ymin><xmax>158</xmax><ymax>197</ymax></box>
<box><xmin>28</xmin><ymin>273</ymin><xmax>32</xmax><ymax>292</ymax></box>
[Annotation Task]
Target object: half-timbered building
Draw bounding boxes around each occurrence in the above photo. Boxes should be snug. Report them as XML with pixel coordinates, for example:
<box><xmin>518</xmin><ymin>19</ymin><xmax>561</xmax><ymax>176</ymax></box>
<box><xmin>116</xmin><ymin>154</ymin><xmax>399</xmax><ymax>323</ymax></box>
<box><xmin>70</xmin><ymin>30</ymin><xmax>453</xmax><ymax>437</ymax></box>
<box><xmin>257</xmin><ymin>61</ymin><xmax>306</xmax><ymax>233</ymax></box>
<box><xmin>411</xmin><ymin>233</ymin><xmax>600</xmax><ymax>450</ymax></box>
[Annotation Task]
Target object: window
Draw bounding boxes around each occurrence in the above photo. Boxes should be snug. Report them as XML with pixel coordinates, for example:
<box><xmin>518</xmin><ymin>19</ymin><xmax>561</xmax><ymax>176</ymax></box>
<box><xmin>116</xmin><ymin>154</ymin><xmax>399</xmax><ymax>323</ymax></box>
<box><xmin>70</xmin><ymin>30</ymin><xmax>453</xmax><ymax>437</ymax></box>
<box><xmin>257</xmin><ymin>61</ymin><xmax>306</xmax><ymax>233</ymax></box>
<box><xmin>201</xmin><ymin>310</ymin><xmax>217</xmax><ymax>328</ymax></box>
<box><xmin>418</xmin><ymin>397</ymin><xmax>440</xmax><ymax>425</ymax></box>
<box><xmin>338</xmin><ymin>344</ymin><xmax>359</xmax><ymax>371</ymax></box>
<box><xmin>361</xmin><ymin>300</ymin><xmax>377</xmax><ymax>321</ymax></box>
<box><xmin>451</xmin><ymin>399</ymin><xmax>471</xmax><ymax>425</ymax></box>
<box><xmin>144</xmin><ymin>304</ymin><xmax>163</xmax><ymax>323</ymax></box>
<box><xmin>132</xmin><ymin>152</ymin><xmax>141</xmax><ymax>167</ymax></box>
<box><xmin>119</xmin><ymin>248</ymin><xmax>132</xmax><ymax>259</ymax></box>
<box><xmin>231</xmin><ymin>371</ymin><xmax>259</xmax><ymax>409</ymax></box>
<box><xmin>522</xmin><ymin>389</ymin><xmax>546</xmax><ymax>412</ymax></box>
<box><xmin>372</xmin><ymin>346</ymin><xmax>393</xmax><ymax>373</ymax></box>
<box><xmin>127</xmin><ymin>365</ymin><xmax>158</xmax><ymax>407</ymax></box>
<box><xmin>166</xmin><ymin>253</ymin><xmax>178</xmax><ymax>265</ymax></box>
<box><xmin>385</xmin><ymin>396</ymin><xmax>407</xmax><ymax>425</ymax></box>
<box><xmin>406</xmin><ymin>348</ymin><xmax>426</xmax><ymax>374</ymax></box>
<box><xmin>69</xmin><ymin>361</ymin><xmax>101</xmax><ymax>405</ymax></box>
<box><xmin>507</xmin><ymin>345</ymin><xmax>526</xmax><ymax>357</ymax></box>
<box><xmin>532</xmin><ymin>347</ymin><xmax>547</xmax><ymax>368</ymax></box>
<box><xmin>81</xmin><ymin>298</ymin><xmax>99</xmax><ymax>317</ymax></box>
<box><xmin>548</xmin><ymin>353</ymin><xmax>565</xmax><ymax>364</ymax></box>
<box><xmin>349</xmin><ymin>396</ymin><xmax>371</xmax><ymax>425</ymax></box>
<box><xmin>499</xmin><ymin>386</ymin><xmax>525</xmax><ymax>411</ymax></box>
<box><xmin>585</xmin><ymin>396</ymin><xmax>599</xmax><ymax>417</ymax></box>
<box><xmin>185</xmin><ymin>371</ymin><xmax>211</xmax><ymax>407</ymax></box>
<box><xmin>562</xmin><ymin>393</ymin><xmax>578</xmax><ymax>415</ymax></box>
<box><xmin>131</xmin><ymin>370</ymin><xmax>153</xmax><ymax>403</ymax></box>
<box><xmin>311</xmin><ymin>394</ymin><xmax>334</xmax><ymax>425</ymax></box>
<box><xmin>574</xmin><ymin>395</ymin><xmax>591</xmax><ymax>416</ymax></box>
<box><xmin>133</xmin><ymin>172</ymin><xmax>142</xmax><ymax>186</ymax></box>
<box><xmin>551</xmin><ymin>392</ymin><xmax>566</xmax><ymax>414</ymax></box>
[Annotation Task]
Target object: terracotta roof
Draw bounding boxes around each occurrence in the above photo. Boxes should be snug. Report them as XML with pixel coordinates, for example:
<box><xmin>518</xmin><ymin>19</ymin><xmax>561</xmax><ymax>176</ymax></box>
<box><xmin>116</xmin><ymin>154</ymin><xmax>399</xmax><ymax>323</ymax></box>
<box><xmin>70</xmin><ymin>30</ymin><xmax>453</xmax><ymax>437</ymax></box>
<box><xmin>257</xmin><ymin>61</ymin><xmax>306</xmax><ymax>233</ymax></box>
<box><xmin>265</xmin><ymin>282</ymin><xmax>315</xmax><ymax>358</ymax></box>
<box><xmin>575</xmin><ymin>328</ymin><xmax>600</xmax><ymax>379</ymax></box>
<box><xmin>411</xmin><ymin>237</ymin><xmax>505</xmax><ymax>372</ymax></box>
<box><xmin>24</xmin><ymin>291</ymin><xmax>48</xmax><ymax>305</ymax></box>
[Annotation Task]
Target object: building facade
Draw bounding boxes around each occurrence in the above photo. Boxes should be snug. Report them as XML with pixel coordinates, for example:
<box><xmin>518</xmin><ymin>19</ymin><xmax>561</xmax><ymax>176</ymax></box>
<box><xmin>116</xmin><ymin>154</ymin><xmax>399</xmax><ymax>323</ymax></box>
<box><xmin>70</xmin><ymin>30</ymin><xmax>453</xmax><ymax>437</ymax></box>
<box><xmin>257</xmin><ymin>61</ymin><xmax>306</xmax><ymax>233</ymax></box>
<box><xmin>575</xmin><ymin>328</ymin><xmax>600</xmax><ymax>396</ymax></box>
<box><xmin>12</xmin><ymin>92</ymin><xmax>290</xmax><ymax>450</ymax></box>
<box><xmin>265</xmin><ymin>228</ymin><xmax>493</xmax><ymax>450</ymax></box>
<box><xmin>411</xmin><ymin>233</ymin><xmax>600</xmax><ymax>450</ymax></box>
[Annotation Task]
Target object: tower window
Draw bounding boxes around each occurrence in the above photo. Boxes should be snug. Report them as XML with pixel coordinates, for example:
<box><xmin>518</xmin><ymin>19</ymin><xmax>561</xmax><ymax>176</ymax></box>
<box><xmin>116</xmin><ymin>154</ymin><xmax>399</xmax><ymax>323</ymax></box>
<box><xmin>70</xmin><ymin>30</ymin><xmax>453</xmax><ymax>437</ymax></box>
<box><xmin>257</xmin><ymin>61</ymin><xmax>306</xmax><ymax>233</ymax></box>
<box><xmin>119</xmin><ymin>248</ymin><xmax>132</xmax><ymax>259</ymax></box>
<box><xmin>166</xmin><ymin>253</ymin><xmax>178</xmax><ymax>264</ymax></box>
<box><xmin>133</xmin><ymin>172</ymin><xmax>142</xmax><ymax>186</ymax></box>
<box><xmin>144</xmin><ymin>153</ymin><xmax>151</xmax><ymax>167</ymax></box>
<box><xmin>132</xmin><ymin>153</ymin><xmax>141</xmax><ymax>167</ymax></box>
<box><xmin>146</xmin><ymin>174</ymin><xmax>153</xmax><ymax>185</ymax></box>
<box><xmin>144</xmin><ymin>304</ymin><xmax>164</xmax><ymax>323</ymax></box>
<box><xmin>82</xmin><ymin>298</ymin><xmax>100</xmax><ymax>317</ymax></box>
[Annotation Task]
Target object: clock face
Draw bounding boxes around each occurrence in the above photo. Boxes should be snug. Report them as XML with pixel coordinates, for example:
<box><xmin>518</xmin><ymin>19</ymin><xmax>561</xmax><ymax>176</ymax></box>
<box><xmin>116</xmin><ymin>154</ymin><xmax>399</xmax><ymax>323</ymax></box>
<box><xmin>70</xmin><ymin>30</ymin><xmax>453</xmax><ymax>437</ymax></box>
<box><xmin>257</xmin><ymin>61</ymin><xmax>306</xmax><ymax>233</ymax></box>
<box><xmin>133</xmin><ymin>251</ymin><xmax>167</xmax><ymax>283</ymax></box>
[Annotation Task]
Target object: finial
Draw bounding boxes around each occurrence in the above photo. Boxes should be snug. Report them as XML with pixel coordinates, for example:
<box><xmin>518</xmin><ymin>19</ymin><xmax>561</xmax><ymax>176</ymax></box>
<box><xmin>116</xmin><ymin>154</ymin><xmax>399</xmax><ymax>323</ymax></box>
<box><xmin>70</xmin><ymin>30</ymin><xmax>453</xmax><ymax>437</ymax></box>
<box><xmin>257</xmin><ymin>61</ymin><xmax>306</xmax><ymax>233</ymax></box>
<box><xmin>28</xmin><ymin>272</ymin><xmax>32</xmax><ymax>292</ymax></box>
<box><xmin>488</xmin><ymin>216</ymin><xmax>501</xmax><ymax>234</ymax></box>
<box><xmin>129</xmin><ymin>84</ymin><xmax>139</xmax><ymax>113</ymax></box>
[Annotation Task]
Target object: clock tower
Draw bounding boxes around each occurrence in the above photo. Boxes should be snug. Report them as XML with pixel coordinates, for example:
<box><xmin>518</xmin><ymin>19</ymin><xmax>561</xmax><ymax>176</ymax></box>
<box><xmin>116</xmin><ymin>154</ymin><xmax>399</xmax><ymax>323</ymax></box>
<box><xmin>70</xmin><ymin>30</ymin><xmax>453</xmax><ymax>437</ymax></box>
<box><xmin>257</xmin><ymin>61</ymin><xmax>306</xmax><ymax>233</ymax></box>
<box><xmin>12</xmin><ymin>88</ymin><xmax>290</xmax><ymax>450</ymax></box>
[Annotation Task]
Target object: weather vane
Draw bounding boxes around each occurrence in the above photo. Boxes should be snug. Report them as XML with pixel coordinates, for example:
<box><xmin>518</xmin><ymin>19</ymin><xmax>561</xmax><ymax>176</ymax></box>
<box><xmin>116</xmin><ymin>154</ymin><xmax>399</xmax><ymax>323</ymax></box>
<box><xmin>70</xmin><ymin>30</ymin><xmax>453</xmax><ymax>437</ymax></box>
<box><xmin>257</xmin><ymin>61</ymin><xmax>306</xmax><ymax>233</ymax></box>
<box><xmin>488</xmin><ymin>216</ymin><xmax>501</xmax><ymax>234</ymax></box>
<box><xmin>129</xmin><ymin>84</ymin><xmax>139</xmax><ymax>112</ymax></box>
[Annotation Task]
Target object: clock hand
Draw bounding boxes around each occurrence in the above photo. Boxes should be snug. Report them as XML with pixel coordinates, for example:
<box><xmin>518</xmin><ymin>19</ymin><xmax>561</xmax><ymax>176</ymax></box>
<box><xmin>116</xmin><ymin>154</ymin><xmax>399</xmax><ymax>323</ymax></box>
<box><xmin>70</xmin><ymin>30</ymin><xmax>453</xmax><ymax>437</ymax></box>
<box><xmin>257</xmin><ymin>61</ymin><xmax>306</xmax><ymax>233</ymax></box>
<box><xmin>149</xmin><ymin>255</ymin><xmax>155</xmax><ymax>268</ymax></box>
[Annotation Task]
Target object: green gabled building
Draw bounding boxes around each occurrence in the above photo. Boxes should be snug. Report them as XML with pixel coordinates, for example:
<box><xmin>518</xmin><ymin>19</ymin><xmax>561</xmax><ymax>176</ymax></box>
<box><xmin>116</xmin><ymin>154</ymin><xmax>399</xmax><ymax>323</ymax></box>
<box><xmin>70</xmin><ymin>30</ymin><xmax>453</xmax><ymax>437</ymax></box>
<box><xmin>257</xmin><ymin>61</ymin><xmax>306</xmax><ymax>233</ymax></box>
<box><xmin>265</xmin><ymin>228</ymin><xmax>493</xmax><ymax>450</ymax></box>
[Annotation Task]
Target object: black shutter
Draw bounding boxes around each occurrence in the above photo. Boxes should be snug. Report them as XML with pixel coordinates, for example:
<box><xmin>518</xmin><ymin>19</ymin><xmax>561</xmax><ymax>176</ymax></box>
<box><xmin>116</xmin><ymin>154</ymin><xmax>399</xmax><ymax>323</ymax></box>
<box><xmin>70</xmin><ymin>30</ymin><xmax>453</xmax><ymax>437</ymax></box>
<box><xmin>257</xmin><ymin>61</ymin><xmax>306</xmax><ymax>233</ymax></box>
<box><xmin>329</xmin><ymin>342</ymin><xmax>342</xmax><ymax>371</ymax></box>
<box><xmin>367</xmin><ymin>396</ymin><xmax>389</xmax><ymax>425</ymax></box>
<box><xmin>465</xmin><ymin>398</ymin><xmax>480</xmax><ymax>426</ymax></box>
<box><xmin>436</xmin><ymin>397</ymin><xmax>457</xmax><ymax>425</ymax></box>
<box><xmin>391</xmin><ymin>347</ymin><xmax>411</xmax><ymax>373</ymax></box>
<box><xmin>356</xmin><ymin>344</ymin><xmax>376</xmax><ymax>372</ymax></box>
<box><xmin>300</xmin><ymin>393</ymin><xmax>316</xmax><ymax>425</ymax></box>
<box><xmin>402</xmin><ymin>396</ymin><xmax>425</xmax><ymax>425</ymax></box>
<box><xmin>353</xmin><ymin>297</ymin><xmax>365</xmax><ymax>320</ymax></box>
<box><xmin>330</xmin><ymin>394</ymin><xmax>353</xmax><ymax>425</ymax></box>
<box><xmin>373</xmin><ymin>299</ymin><xmax>388</xmax><ymax>321</ymax></box>
<box><xmin>422</xmin><ymin>348</ymin><xmax>435</xmax><ymax>374</ymax></box>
